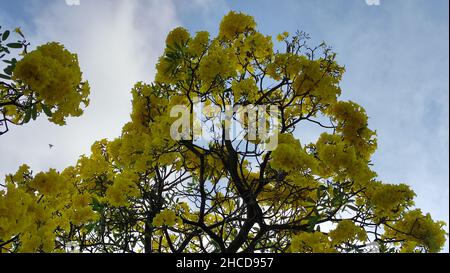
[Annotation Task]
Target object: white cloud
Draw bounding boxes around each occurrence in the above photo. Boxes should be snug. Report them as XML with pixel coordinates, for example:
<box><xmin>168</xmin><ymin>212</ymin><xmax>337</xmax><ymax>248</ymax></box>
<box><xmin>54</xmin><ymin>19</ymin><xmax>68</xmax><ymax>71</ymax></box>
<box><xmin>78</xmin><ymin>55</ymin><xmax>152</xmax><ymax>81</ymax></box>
<box><xmin>0</xmin><ymin>0</ymin><xmax>180</xmax><ymax>177</ymax></box>
<box><xmin>325</xmin><ymin>1</ymin><xmax>449</xmax><ymax>250</ymax></box>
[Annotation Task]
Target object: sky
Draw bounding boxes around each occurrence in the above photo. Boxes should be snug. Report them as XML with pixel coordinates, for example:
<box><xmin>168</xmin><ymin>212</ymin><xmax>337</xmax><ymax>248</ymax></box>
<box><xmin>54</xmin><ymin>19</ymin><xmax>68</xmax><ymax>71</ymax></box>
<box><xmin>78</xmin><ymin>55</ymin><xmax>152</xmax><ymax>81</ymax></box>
<box><xmin>0</xmin><ymin>0</ymin><xmax>448</xmax><ymax>252</ymax></box>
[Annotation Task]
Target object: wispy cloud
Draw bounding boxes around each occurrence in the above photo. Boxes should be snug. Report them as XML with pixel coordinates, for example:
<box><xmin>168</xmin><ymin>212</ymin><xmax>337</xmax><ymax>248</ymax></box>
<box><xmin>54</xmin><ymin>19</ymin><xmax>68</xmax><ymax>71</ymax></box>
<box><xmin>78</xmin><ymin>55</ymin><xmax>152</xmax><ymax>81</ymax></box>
<box><xmin>0</xmin><ymin>0</ymin><xmax>180</xmax><ymax>175</ymax></box>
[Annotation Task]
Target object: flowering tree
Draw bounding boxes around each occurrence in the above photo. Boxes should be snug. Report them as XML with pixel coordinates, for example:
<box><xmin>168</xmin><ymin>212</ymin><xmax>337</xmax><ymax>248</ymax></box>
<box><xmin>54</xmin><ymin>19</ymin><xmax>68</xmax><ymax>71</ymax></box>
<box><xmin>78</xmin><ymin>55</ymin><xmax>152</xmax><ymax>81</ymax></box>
<box><xmin>0</xmin><ymin>12</ymin><xmax>446</xmax><ymax>253</ymax></box>
<box><xmin>0</xmin><ymin>26</ymin><xmax>90</xmax><ymax>135</ymax></box>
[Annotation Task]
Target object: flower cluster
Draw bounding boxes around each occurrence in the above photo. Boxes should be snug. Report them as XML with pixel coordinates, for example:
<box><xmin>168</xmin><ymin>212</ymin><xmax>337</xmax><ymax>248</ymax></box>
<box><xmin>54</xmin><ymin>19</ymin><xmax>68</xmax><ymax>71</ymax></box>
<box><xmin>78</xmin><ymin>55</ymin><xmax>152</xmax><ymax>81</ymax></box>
<box><xmin>329</xmin><ymin>220</ymin><xmax>368</xmax><ymax>244</ymax></box>
<box><xmin>271</xmin><ymin>133</ymin><xmax>317</xmax><ymax>173</ymax></box>
<box><xmin>152</xmin><ymin>209</ymin><xmax>178</xmax><ymax>227</ymax></box>
<box><xmin>0</xmin><ymin>166</ymin><xmax>97</xmax><ymax>252</ymax></box>
<box><xmin>315</xmin><ymin>133</ymin><xmax>376</xmax><ymax>186</ymax></box>
<box><xmin>12</xmin><ymin>42</ymin><xmax>90</xmax><ymax>125</ymax></box>
<box><xmin>198</xmin><ymin>40</ymin><xmax>238</xmax><ymax>86</ymax></box>
<box><xmin>218</xmin><ymin>11</ymin><xmax>256</xmax><ymax>40</ymax></box>
<box><xmin>289</xmin><ymin>232</ymin><xmax>335</xmax><ymax>253</ymax></box>
<box><xmin>105</xmin><ymin>172</ymin><xmax>140</xmax><ymax>207</ymax></box>
<box><xmin>384</xmin><ymin>209</ymin><xmax>447</xmax><ymax>253</ymax></box>
<box><xmin>367</xmin><ymin>182</ymin><xmax>416</xmax><ymax>219</ymax></box>
<box><xmin>231</xmin><ymin>78</ymin><xmax>259</xmax><ymax>103</ymax></box>
<box><xmin>326</xmin><ymin>101</ymin><xmax>377</xmax><ymax>159</ymax></box>
<box><xmin>165</xmin><ymin>27</ymin><xmax>190</xmax><ymax>47</ymax></box>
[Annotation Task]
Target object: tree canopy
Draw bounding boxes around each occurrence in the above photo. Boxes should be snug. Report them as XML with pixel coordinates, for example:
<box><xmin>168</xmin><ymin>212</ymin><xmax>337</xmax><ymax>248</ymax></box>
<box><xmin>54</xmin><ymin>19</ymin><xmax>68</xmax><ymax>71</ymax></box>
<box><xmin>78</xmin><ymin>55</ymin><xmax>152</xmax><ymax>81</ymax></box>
<box><xmin>0</xmin><ymin>12</ymin><xmax>447</xmax><ymax>253</ymax></box>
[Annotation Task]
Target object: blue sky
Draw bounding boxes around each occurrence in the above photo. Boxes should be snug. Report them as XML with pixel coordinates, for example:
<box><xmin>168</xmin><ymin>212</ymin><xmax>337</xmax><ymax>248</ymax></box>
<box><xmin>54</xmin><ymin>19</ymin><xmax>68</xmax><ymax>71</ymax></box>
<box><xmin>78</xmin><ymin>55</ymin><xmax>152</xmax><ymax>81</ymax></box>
<box><xmin>1</xmin><ymin>0</ymin><xmax>448</xmax><ymax>252</ymax></box>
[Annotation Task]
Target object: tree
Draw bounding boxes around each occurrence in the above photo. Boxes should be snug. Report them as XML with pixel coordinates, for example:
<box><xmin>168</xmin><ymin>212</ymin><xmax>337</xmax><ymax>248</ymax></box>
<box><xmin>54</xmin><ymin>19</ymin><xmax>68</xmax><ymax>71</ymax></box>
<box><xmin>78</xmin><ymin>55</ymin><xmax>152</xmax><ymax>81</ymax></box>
<box><xmin>0</xmin><ymin>11</ymin><xmax>446</xmax><ymax>253</ymax></box>
<box><xmin>0</xmin><ymin>26</ymin><xmax>90</xmax><ymax>135</ymax></box>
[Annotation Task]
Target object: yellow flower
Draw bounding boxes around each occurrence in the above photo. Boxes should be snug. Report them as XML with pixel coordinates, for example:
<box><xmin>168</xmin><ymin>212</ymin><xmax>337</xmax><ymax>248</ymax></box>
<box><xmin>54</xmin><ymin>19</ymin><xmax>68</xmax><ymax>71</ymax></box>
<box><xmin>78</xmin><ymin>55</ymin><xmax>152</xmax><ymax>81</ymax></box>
<box><xmin>290</xmin><ymin>232</ymin><xmax>335</xmax><ymax>253</ymax></box>
<box><xmin>30</xmin><ymin>169</ymin><xmax>66</xmax><ymax>195</ymax></box>
<box><xmin>198</xmin><ymin>41</ymin><xmax>237</xmax><ymax>85</ymax></box>
<box><xmin>231</xmin><ymin>78</ymin><xmax>258</xmax><ymax>103</ymax></box>
<box><xmin>276</xmin><ymin>31</ymin><xmax>289</xmax><ymax>42</ymax></box>
<box><xmin>188</xmin><ymin>31</ymin><xmax>210</xmax><ymax>56</ymax></box>
<box><xmin>384</xmin><ymin>209</ymin><xmax>447</xmax><ymax>253</ymax></box>
<box><xmin>153</xmin><ymin>209</ymin><xmax>178</xmax><ymax>227</ymax></box>
<box><xmin>13</xmin><ymin>42</ymin><xmax>90</xmax><ymax>125</ymax></box>
<box><xmin>165</xmin><ymin>27</ymin><xmax>190</xmax><ymax>47</ymax></box>
<box><xmin>326</xmin><ymin>101</ymin><xmax>377</xmax><ymax>159</ymax></box>
<box><xmin>219</xmin><ymin>11</ymin><xmax>256</xmax><ymax>40</ymax></box>
<box><xmin>314</xmin><ymin>132</ymin><xmax>376</xmax><ymax>185</ymax></box>
<box><xmin>329</xmin><ymin>220</ymin><xmax>368</xmax><ymax>244</ymax></box>
<box><xmin>72</xmin><ymin>192</ymin><xmax>91</xmax><ymax>208</ymax></box>
<box><xmin>267</xmin><ymin>53</ymin><xmax>305</xmax><ymax>80</ymax></box>
<box><xmin>367</xmin><ymin>182</ymin><xmax>416</xmax><ymax>219</ymax></box>
<box><xmin>105</xmin><ymin>172</ymin><xmax>140</xmax><ymax>207</ymax></box>
<box><xmin>271</xmin><ymin>133</ymin><xmax>317</xmax><ymax>173</ymax></box>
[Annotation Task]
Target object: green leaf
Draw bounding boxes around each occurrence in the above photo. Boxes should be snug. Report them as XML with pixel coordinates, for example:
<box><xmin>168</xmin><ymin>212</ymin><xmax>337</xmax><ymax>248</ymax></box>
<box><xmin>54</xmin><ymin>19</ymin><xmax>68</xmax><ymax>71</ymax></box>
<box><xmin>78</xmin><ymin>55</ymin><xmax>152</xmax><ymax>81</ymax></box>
<box><xmin>316</xmin><ymin>188</ymin><xmax>322</xmax><ymax>201</ymax></box>
<box><xmin>2</xmin><ymin>30</ymin><xmax>10</xmax><ymax>41</ymax></box>
<box><xmin>4</xmin><ymin>66</ymin><xmax>13</xmax><ymax>75</ymax></box>
<box><xmin>166</xmin><ymin>44</ymin><xmax>175</xmax><ymax>52</ymax></box>
<box><xmin>41</xmin><ymin>103</ymin><xmax>53</xmax><ymax>117</ymax></box>
<box><xmin>92</xmin><ymin>197</ymin><xmax>105</xmax><ymax>212</ymax></box>
<box><xmin>0</xmin><ymin>73</ymin><xmax>10</xmax><ymax>80</ymax></box>
<box><xmin>306</xmin><ymin>216</ymin><xmax>320</xmax><ymax>232</ymax></box>
<box><xmin>6</xmin><ymin>43</ymin><xmax>22</xmax><ymax>49</ymax></box>
<box><xmin>31</xmin><ymin>105</ymin><xmax>38</xmax><ymax>120</ymax></box>
<box><xmin>210</xmin><ymin>240</ymin><xmax>221</xmax><ymax>253</ymax></box>
<box><xmin>305</xmin><ymin>215</ymin><xmax>320</xmax><ymax>226</ymax></box>
<box><xmin>23</xmin><ymin>108</ymin><xmax>32</xmax><ymax>123</ymax></box>
<box><xmin>333</xmin><ymin>187</ymin><xmax>339</xmax><ymax>197</ymax></box>
<box><xmin>85</xmin><ymin>222</ymin><xmax>96</xmax><ymax>233</ymax></box>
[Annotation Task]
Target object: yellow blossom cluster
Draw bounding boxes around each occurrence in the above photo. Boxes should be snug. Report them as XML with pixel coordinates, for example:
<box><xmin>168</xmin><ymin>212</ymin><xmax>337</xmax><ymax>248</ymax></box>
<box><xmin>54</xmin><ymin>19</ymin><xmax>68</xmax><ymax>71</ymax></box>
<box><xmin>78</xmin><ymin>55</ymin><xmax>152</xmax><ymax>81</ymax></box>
<box><xmin>12</xmin><ymin>42</ymin><xmax>90</xmax><ymax>125</ymax></box>
<box><xmin>106</xmin><ymin>82</ymin><xmax>178</xmax><ymax>173</ymax></box>
<box><xmin>326</xmin><ymin>101</ymin><xmax>377</xmax><ymax>159</ymax></box>
<box><xmin>152</xmin><ymin>209</ymin><xmax>178</xmax><ymax>227</ymax></box>
<box><xmin>271</xmin><ymin>133</ymin><xmax>317</xmax><ymax>173</ymax></box>
<box><xmin>0</xmin><ymin>165</ymin><xmax>97</xmax><ymax>252</ymax></box>
<box><xmin>289</xmin><ymin>232</ymin><xmax>335</xmax><ymax>253</ymax></box>
<box><xmin>366</xmin><ymin>182</ymin><xmax>416</xmax><ymax>219</ymax></box>
<box><xmin>267</xmin><ymin>53</ymin><xmax>305</xmax><ymax>80</ymax></box>
<box><xmin>76</xmin><ymin>140</ymin><xmax>111</xmax><ymax>181</ymax></box>
<box><xmin>293</xmin><ymin>58</ymin><xmax>344</xmax><ymax>104</ymax></box>
<box><xmin>315</xmin><ymin>133</ymin><xmax>376</xmax><ymax>185</ymax></box>
<box><xmin>198</xmin><ymin>40</ymin><xmax>238</xmax><ymax>87</ymax></box>
<box><xmin>384</xmin><ymin>209</ymin><xmax>447</xmax><ymax>253</ymax></box>
<box><xmin>233</xmin><ymin>31</ymin><xmax>273</xmax><ymax>64</ymax></box>
<box><xmin>30</xmin><ymin>169</ymin><xmax>66</xmax><ymax>195</ymax></box>
<box><xmin>276</xmin><ymin>31</ymin><xmax>290</xmax><ymax>42</ymax></box>
<box><xmin>105</xmin><ymin>171</ymin><xmax>140</xmax><ymax>207</ymax></box>
<box><xmin>231</xmin><ymin>78</ymin><xmax>259</xmax><ymax>103</ymax></box>
<box><xmin>329</xmin><ymin>220</ymin><xmax>368</xmax><ymax>244</ymax></box>
<box><xmin>290</xmin><ymin>221</ymin><xmax>368</xmax><ymax>253</ymax></box>
<box><xmin>218</xmin><ymin>11</ymin><xmax>256</xmax><ymax>40</ymax></box>
<box><xmin>165</xmin><ymin>27</ymin><xmax>190</xmax><ymax>47</ymax></box>
<box><xmin>188</xmin><ymin>31</ymin><xmax>210</xmax><ymax>57</ymax></box>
